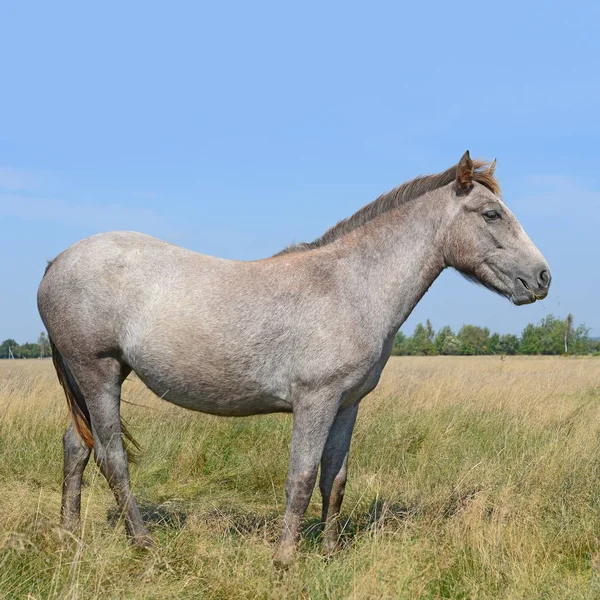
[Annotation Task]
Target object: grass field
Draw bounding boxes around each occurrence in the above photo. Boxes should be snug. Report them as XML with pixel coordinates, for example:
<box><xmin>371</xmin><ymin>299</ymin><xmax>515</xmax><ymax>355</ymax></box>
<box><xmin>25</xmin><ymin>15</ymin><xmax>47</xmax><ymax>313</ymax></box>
<box><xmin>2</xmin><ymin>356</ymin><xmax>600</xmax><ymax>599</ymax></box>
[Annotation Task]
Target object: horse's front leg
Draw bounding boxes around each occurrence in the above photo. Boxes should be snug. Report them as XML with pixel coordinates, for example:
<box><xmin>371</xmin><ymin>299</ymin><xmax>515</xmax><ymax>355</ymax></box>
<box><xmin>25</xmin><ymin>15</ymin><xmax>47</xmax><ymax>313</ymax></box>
<box><xmin>319</xmin><ymin>401</ymin><xmax>359</xmax><ymax>556</ymax></box>
<box><xmin>273</xmin><ymin>391</ymin><xmax>341</xmax><ymax>568</ymax></box>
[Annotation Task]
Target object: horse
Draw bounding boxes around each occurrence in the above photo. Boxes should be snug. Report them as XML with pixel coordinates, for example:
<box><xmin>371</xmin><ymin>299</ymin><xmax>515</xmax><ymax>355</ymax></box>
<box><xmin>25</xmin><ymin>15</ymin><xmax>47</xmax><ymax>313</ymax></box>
<box><xmin>38</xmin><ymin>151</ymin><xmax>551</xmax><ymax>566</ymax></box>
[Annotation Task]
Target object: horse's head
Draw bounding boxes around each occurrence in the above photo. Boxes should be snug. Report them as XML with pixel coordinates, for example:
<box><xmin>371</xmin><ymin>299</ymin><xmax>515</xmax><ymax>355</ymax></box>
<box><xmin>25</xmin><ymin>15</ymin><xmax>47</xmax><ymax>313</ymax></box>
<box><xmin>444</xmin><ymin>151</ymin><xmax>550</xmax><ymax>305</ymax></box>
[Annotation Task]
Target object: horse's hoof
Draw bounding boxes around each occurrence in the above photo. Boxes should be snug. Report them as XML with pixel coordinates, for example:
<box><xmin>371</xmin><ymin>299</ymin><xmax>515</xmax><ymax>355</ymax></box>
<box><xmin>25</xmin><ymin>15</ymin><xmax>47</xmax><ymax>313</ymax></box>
<box><xmin>273</xmin><ymin>545</ymin><xmax>295</xmax><ymax>569</ymax></box>
<box><xmin>56</xmin><ymin>526</ymin><xmax>80</xmax><ymax>545</ymax></box>
<box><xmin>60</xmin><ymin>517</ymin><xmax>81</xmax><ymax>535</ymax></box>
<box><xmin>322</xmin><ymin>540</ymin><xmax>338</xmax><ymax>559</ymax></box>
<box><xmin>132</xmin><ymin>534</ymin><xmax>154</xmax><ymax>550</ymax></box>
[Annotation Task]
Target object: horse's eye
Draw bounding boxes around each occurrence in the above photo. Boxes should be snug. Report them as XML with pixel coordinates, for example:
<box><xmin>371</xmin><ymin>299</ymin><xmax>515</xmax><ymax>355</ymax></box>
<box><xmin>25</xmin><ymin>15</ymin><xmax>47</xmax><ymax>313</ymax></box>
<box><xmin>483</xmin><ymin>210</ymin><xmax>501</xmax><ymax>221</ymax></box>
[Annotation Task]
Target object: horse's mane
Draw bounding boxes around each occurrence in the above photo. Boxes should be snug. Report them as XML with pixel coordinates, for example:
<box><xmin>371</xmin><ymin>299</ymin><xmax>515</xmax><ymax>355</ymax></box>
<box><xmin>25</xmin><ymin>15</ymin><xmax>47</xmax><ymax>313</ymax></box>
<box><xmin>276</xmin><ymin>159</ymin><xmax>500</xmax><ymax>255</ymax></box>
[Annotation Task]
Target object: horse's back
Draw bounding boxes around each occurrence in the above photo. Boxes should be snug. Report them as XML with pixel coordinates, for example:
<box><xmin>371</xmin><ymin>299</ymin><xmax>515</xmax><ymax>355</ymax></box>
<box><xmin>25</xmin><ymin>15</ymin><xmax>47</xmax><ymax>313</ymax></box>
<box><xmin>38</xmin><ymin>231</ymin><xmax>225</xmax><ymax>353</ymax></box>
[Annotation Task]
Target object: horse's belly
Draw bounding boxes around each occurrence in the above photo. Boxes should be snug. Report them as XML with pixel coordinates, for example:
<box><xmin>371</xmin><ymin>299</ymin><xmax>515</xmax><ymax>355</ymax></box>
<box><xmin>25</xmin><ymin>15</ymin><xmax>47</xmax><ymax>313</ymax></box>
<box><xmin>133</xmin><ymin>369</ymin><xmax>292</xmax><ymax>416</ymax></box>
<box><xmin>161</xmin><ymin>390</ymin><xmax>292</xmax><ymax>416</ymax></box>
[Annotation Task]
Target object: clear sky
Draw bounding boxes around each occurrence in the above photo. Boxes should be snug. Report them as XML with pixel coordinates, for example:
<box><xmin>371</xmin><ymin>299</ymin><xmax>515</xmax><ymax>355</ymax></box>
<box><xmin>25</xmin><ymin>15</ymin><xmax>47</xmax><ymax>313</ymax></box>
<box><xmin>1</xmin><ymin>1</ymin><xmax>598</xmax><ymax>343</ymax></box>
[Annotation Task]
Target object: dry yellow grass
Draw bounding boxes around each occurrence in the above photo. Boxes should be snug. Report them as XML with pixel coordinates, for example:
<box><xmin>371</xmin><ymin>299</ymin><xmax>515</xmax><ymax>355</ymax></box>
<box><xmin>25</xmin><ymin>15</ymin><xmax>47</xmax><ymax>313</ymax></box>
<box><xmin>2</xmin><ymin>356</ymin><xmax>600</xmax><ymax>598</ymax></box>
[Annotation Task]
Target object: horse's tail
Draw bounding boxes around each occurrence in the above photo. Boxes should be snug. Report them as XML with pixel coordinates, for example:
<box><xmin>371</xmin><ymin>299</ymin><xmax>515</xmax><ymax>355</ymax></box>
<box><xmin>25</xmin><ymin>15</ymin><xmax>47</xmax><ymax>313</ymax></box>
<box><xmin>50</xmin><ymin>337</ymin><xmax>94</xmax><ymax>448</ymax></box>
<box><xmin>50</xmin><ymin>337</ymin><xmax>140</xmax><ymax>459</ymax></box>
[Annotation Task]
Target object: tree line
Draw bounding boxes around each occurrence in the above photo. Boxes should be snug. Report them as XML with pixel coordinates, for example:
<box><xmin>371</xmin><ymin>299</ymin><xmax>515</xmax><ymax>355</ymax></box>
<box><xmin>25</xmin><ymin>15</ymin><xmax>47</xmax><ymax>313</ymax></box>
<box><xmin>393</xmin><ymin>314</ymin><xmax>598</xmax><ymax>356</ymax></box>
<box><xmin>0</xmin><ymin>332</ymin><xmax>51</xmax><ymax>359</ymax></box>
<box><xmin>1</xmin><ymin>315</ymin><xmax>597</xmax><ymax>359</ymax></box>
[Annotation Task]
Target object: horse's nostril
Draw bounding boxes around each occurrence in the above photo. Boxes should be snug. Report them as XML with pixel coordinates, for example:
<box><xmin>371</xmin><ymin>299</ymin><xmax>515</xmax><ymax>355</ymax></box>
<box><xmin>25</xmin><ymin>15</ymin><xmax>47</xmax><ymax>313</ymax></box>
<box><xmin>539</xmin><ymin>269</ymin><xmax>551</xmax><ymax>288</ymax></box>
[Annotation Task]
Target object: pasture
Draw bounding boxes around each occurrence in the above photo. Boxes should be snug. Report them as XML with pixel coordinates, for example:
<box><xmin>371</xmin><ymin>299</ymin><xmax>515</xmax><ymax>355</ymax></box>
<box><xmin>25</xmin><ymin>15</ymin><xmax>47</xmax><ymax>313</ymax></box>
<box><xmin>2</xmin><ymin>356</ymin><xmax>600</xmax><ymax>599</ymax></box>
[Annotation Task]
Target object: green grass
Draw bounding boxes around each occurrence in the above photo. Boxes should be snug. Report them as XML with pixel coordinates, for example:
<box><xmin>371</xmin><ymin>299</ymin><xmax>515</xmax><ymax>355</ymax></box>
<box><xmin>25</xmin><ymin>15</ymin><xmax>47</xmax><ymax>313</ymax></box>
<box><xmin>2</xmin><ymin>356</ymin><xmax>600</xmax><ymax>598</ymax></box>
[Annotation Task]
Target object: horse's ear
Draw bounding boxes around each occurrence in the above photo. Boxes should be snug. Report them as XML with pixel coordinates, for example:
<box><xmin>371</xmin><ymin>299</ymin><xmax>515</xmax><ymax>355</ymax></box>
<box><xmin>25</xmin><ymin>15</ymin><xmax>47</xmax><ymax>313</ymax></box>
<box><xmin>456</xmin><ymin>150</ymin><xmax>474</xmax><ymax>194</ymax></box>
<box><xmin>488</xmin><ymin>159</ymin><xmax>497</xmax><ymax>176</ymax></box>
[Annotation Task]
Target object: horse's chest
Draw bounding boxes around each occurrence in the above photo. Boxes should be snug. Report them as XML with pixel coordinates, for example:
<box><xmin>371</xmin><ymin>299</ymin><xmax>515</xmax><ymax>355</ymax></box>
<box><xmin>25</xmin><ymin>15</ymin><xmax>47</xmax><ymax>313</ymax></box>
<box><xmin>341</xmin><ymin>360</ymin><xmax>386</xmax><ymax>407</ymax></box>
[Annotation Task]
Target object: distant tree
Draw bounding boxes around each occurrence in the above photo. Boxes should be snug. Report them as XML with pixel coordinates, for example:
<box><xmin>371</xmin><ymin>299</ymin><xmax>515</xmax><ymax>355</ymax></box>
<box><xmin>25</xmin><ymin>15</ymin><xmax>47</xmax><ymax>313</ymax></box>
<box><xmin>564</xmin><ymin>313</ymin><xmax>573</xmax><ymax>354</ymax></box>
<box><xmin>538</xmin><ymin>315</ymin><xmax>565</xmax><ymax>354</ymax></box>
<box><xmin>520</xmin><ymin>323</ymin><xmax>542</xmax><ymax>355</ymax></box>
<box><xmin>441</xmin><ymin>334</ymin><xmax>461</xmax><ymax>355</ymax></box>
<box><xmin>488</xmin><ymin>333</ymin><xmax>500</xmax><ymax>355</ymax></box>
<box><xmin>570</xmin><ymin>323</ymin><xmax>591</xmax><ymax>355</ymax></box>
<box><xmin>434</xmin><ymin>326</ymin><xmax>454</xmax><ymax>354</ymax></box>
<box><xmin>0</xmin><ymin>339</ymin><xmax>19</xmax><ymax>359</ymax></box>
<box><xmin>425</xmin><ymin>319</ymin><xmax>435</xmax><ymax>343</ymax></box>
<box><xmin>458</xmin><ymin>325</ymin><xmax>490</xmax><ymax>355</ymax></box>
<box><xmin>519</xmin><ymin>315</ymin><xmax>591</xmax><ymax>355</ymax></box>
<box><xmin>407</xmin><ymin>322</ymin><xmax>436</xmax><ymax>355</ymax></box>
<box><xmin>19</xmin><ymin>342</ymin><xmax>41</xmax><ymax>359</ymax></box>
<box><xmin>392</xmin><ymin>331</ymin><xmax>409</xmax><ymax>356</ymax></box>
<box><xmin>498</xmin><ymin>334</ymin><xmax>520</xmax><ymax>355</ymax></box>
<box><xmin>38</xmin><ymin>331</ymin><xmax>50</xmax><ymax>358</ymax></box>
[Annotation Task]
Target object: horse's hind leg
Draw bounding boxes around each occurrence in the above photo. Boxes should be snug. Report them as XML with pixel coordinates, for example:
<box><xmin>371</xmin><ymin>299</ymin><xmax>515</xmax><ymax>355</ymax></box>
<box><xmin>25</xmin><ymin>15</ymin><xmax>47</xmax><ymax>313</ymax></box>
<box><xmin>68</xmin><ymin>356</ymin><xmax>152</xmax><ymax>547</ymax></box>
<box><xmin>61</xmin><ymin>423</ymin><xmax>91</xmax><ymax>533</ymax></box>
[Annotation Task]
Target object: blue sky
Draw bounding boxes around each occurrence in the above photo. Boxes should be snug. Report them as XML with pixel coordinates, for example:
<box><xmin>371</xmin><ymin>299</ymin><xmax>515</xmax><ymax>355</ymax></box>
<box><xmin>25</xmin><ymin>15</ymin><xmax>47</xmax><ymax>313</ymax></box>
<box><xmin>1</xmin><ymin>1</ymin><xmax>599</xmax><ymax>342</ymax></box>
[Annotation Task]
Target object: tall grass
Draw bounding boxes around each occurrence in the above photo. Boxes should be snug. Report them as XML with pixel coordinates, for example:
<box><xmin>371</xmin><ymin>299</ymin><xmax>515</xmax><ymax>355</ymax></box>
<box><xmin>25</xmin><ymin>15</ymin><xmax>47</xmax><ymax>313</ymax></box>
<box><xmin>1</xmin><ymin>356</ymin><xmax>600</xmax><ymax>599</ymax></box>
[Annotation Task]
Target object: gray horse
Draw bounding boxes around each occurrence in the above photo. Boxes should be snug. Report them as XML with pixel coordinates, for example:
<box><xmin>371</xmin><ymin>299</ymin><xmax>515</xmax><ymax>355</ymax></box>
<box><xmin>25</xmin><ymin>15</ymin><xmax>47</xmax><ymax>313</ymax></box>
<box><xmin>38</xmin><ymin>152</ymin><xmax>550</xmax><ymax>566</ymax></box>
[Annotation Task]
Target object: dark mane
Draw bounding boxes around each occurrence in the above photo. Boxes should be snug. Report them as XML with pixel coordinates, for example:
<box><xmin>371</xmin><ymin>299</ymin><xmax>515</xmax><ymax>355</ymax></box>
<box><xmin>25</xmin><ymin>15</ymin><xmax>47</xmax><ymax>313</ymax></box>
<box><xmin>44</xmin><ymin>259</ymin><xmax>54</xmax><ymax>275</ymax></box>
<box><xmin>276</xmin><ymin>159</ymin><xmax>500</xmax><ymax>255</ymax></box>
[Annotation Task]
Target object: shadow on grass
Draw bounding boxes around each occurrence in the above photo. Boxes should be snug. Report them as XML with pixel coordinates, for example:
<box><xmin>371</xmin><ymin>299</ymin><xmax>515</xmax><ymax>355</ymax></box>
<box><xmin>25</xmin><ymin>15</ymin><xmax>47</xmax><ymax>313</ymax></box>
<box><xmin>107</xmin><ymin>501</ymin><xmax>189</xmax><ymax>531</ymax></box>
<box><xmin>297</xmin><ymin>500</ymin><xmax>416</xmax><ymax>549</ymax></box>
<box><xmin>106</xmin><ymin>496</ymin><xmax>429</xmax><ymax>546</ymax></box>
<box><xmin>107</xmin><ymin>487</ymin><xmax>482</xmax><ymax>548</ymax></box>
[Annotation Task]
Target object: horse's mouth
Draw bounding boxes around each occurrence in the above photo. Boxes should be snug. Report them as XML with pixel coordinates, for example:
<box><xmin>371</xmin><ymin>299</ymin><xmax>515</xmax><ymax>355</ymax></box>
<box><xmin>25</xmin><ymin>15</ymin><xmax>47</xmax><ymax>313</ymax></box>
<box><xmin>512</xmin><ymin>278</ymin><xmax>538</xmax><ymax>305</ymax></box>
<box><xmin>518</xmin><ymin>277</ymin><xmax>532</xmax><ymax>292</ymax></box>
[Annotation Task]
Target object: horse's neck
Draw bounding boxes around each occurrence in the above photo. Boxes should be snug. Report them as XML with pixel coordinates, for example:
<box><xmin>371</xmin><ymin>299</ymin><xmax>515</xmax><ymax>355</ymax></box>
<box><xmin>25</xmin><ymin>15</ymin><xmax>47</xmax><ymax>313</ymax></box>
<box><xmin>336</xmin><ymin>192</ymin><xmax>447</xmax><ymax>337</ymax></box>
